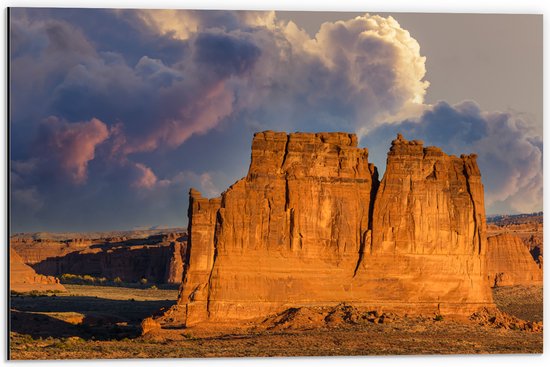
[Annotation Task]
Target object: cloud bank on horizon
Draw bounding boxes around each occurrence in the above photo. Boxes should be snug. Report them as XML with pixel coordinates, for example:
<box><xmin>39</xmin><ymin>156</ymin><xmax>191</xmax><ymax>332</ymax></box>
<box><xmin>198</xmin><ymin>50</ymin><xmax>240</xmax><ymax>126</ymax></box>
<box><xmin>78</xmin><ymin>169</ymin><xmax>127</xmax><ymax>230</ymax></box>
<box><xmin>9</xmin><ymin>9</ymin><xmax>542</xmax><ymax>232</ymax></box>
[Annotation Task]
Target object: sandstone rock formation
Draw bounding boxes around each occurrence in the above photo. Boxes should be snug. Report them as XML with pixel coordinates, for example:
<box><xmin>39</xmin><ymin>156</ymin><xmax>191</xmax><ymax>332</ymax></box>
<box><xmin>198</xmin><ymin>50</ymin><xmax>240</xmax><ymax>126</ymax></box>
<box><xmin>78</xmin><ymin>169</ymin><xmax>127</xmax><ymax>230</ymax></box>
<box><xmin>160</xmin><ymin>132</ymin><xmax>494</xmax><ymax>327</ymax></box>
<box><xmin>11</xmin><ymin>232</ymin><xmax>187</xmax><ymax>284</ymax></box>
<box><xmin>368</xmin><ymin>134</ymin><xmax>491</xmax><ymax>313</ymax></box>
<box><xmin>10</xmin><ymin>237</ymin><xmax>92</xmax><ymax>265</ymax></box>
<box><xmin>486</xmin><ymin>234</ymin><xmax>543</xmax><ymax>287</ymax></box>
<box><xmin>487</xmin><ymin>214</ymin><xmax>543</xmax><ymax>268</ymax></box>
<box><xmin>10</xmin><ymin>249</ymin><xmax>66</xmax><ymax>293</ymax></box>
<box><xmin>166</xmin><ymin>240</ymin><xmax>188</xmax><ymax>284</ymax></box>
<box><xmin>488</xmin><ymin>213</ymin><xmax>543</xmax><ymax>251</ymax></box>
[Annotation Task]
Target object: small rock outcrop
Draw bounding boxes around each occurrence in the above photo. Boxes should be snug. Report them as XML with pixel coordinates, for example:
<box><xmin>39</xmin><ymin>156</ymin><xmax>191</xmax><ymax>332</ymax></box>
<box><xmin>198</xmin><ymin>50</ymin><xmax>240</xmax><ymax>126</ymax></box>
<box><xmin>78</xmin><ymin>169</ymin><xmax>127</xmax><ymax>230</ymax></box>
<box><xmin>470</xmin><ymin>307</ymin><xmax>543</xmax><ymax>332</ymax></box>
<box><xmin>486</xmin><ymin>234</ymin><xmax>543</xmax><ymax>287</ymax></box>
<box><xmin>10</xmin><ymin>249</ymin><xmax>65</xmax><ymax>293</ymax></box>
<box><xmin>141</xmin><ymin>317</ymin><xmax>162</xmax><ymax>336</ymax></box>
<box><xmin>159</xmin><ymin>132</ymin><xmax>494</xmax><ymax>327</ymax></box>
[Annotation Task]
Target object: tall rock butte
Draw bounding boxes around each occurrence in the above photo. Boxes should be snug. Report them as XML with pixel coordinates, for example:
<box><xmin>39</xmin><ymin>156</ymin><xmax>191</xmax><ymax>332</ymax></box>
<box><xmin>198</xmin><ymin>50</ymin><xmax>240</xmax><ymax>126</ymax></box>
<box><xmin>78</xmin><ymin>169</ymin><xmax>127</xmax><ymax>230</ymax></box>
<box><xmin>160</xmin><ymin>132</ymin><xmax>494</xmax><ymax>327</ymax></box>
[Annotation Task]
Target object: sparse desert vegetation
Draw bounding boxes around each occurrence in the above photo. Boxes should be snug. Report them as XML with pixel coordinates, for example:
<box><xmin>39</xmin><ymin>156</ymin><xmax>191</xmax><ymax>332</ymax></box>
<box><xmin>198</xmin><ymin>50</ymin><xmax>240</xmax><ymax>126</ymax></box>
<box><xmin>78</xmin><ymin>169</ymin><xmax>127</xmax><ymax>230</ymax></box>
<box><xmin>9</xmin><ymin>284</ymin><xmax>543</xmax><ymax>359</ymax></box>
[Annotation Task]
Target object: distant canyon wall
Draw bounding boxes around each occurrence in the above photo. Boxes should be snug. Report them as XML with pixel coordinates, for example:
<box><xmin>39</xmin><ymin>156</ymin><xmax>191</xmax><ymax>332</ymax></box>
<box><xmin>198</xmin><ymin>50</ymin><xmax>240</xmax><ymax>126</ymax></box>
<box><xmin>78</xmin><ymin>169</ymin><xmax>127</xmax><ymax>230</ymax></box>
<box><xmin>10</xmin><ymin>233</ymin><xmax>187</xmax><ymax>284</ymax></box>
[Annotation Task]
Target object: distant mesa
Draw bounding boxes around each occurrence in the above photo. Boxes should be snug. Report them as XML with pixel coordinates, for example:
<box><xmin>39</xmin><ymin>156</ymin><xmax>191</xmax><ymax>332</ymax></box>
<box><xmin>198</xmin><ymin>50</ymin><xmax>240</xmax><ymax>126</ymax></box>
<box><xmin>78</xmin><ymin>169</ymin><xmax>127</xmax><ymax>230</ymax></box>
<box><xmin>153</xmin><ymin>131</ymin><xmax>497</xmax><ymax>328</ymax></box>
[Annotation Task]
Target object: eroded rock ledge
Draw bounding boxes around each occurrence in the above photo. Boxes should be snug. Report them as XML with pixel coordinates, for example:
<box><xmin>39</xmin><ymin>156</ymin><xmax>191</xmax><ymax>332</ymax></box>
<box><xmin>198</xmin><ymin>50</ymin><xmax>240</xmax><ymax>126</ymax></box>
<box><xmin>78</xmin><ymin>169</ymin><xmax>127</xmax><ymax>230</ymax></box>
<box><xmin>159</xmin><ymin>132</ymin><xmax>494</xmax><ymax>327</ymax></box>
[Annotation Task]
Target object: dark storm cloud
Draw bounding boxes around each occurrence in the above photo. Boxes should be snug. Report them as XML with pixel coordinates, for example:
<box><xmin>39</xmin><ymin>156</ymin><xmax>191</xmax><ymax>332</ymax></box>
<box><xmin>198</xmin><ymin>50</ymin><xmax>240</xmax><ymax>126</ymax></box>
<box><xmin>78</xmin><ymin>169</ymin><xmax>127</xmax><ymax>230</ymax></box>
<box><xmin>10</xmin><ymin>10</ymin><xmax>269</xmax><ymax>230</ymax></box>
<box><xmin>15</xmin><ymin>8</ymin><xmax>189</xmax><ymax>66</ymax></box>
<box><xmin>10</xmin><ymin>9</ymin><xmax>428</xmax><ymax>152</ymax></box>
<box><xmin>8</xmin><ymin>9</ymin><xmax>540</xmax><ymax>231</ymax></box>
<box><xmin>193</xmin><ymin>32</ymin><xmax>261</xmax><ymax>78</ymax></box>
<box><xmin>362</xmin><ymin>101</ymin><xmax>542</xmax><ymax>214</ymax></box>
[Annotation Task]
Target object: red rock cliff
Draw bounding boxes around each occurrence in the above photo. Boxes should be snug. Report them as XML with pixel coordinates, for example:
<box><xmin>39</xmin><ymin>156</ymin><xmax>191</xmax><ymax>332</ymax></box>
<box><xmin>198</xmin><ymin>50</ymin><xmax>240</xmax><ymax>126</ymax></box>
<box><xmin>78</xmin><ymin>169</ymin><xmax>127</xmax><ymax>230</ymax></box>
<box><xmin>11</xmin><ymin>233</ymin><xmax>187</xmax><ymax>284</ymax></box>
<box><xmin>366</xmin><ymin>134</ymin><xmax>492</xmax><ymax>314</ymax></box>
<box><xmin>486</xmin><ymin>233</ymin><xmax>543</xmax><ymax>287</ymax></box>
<box><xmin>167</xmin><ymin>132</ymin><xmax>494</xmax><ymax>326</ymax></box>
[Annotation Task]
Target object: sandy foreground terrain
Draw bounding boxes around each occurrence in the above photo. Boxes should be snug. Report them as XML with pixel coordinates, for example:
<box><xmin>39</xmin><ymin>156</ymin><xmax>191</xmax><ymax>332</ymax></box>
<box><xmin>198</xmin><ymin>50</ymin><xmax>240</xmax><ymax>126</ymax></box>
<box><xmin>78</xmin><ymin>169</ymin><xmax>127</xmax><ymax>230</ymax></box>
<box><xmin>9</xmin><ymin>284</ymin><xmax>542</xmax><ymax>359</ymax></box>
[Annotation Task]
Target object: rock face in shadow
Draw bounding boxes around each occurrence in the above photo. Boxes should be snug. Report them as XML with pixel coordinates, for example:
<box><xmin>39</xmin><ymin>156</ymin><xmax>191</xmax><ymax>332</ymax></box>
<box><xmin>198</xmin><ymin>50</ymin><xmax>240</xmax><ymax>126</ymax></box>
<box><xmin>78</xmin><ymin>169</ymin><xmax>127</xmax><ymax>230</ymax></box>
<box><xmin>165</xmin><ymin>240</ymin><xmax>188</xmax><ymax>284</ymax></box>
<box><xmin>10</xmin><ymin>237</ymin><xmax>93</xmax><ymax>265</ymax></box>
<box><xmin>158</xmin><ymin>132</ymin><xmax>495</xmax><ymax>327</ymax></box>
<box><xmin>486</xmin><ymin>234</ymin><xmax>543</xmax><ymax>287</ymax></box>
<box><xmin>10</xmin><ymin>249</ymin><xmax>66</xmax><ymax>293</ymax></box>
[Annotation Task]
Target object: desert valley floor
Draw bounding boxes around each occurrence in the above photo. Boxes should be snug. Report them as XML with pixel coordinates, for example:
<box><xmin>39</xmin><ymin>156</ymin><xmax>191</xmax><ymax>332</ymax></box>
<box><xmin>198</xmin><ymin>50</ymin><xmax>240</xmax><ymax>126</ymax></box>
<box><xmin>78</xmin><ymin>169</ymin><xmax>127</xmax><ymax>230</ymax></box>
<box><xmin>9</xmin><ymin>283</ymin><xmax>543</xmax><ymax>359</ymax></box>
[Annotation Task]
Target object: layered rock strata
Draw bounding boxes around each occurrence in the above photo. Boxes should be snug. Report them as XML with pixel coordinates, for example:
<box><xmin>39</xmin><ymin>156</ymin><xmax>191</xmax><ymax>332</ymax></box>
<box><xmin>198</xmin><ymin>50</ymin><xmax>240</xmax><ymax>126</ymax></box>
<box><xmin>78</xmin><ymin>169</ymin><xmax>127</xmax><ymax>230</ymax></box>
<box><xmin>11</xmin><ymin>233</ymin><xmax>187</xmax><ymax>284</ymax></box>
<box><xmin>486</xmin><ymin>234</ymin><xmax>543</xmax><ymax>287</ymax></box>
<box><xmin>162</xmin><ymin>132</ymin><xmax>494</xmax><ymax>327</ymax></box>
<box><xmin>487</xmin><ymin>215</ymin><xmax>543</xmax><ymax>264</ymax></box>
<box><xmin>10</xmin><ymin>237</ymin><xmax>92</xmax><ymax>265</ymax></box>
<box><xmin>10</xmin><ymin>249</ymin><xmax>66</xmax><ymax>293</ymax></box>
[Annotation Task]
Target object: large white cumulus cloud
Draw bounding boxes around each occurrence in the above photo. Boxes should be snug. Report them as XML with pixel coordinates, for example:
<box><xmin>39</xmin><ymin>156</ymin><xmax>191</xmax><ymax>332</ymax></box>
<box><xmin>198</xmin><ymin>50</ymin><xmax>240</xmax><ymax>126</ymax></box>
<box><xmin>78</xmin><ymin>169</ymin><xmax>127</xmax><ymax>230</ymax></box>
<box><xmin>10</xmin><ymin>9</ymin><xmax>430</xmax><ymax>213</ymax></box>
<box><xmin>125</xmin><ymin>10</ymin><xmax>431</xmax><ymax>146</ymax></box>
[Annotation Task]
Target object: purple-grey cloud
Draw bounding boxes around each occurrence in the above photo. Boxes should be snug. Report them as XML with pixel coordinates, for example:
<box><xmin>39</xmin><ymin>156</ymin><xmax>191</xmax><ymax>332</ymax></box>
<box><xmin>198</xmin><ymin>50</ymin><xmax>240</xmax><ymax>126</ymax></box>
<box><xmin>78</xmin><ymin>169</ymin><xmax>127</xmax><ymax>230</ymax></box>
<box><xmin>362</xmin><ymin>101</ymin><xmax>542</xmax><ymax>214</ymax></box>
<box><xmin>35</xmin><ymin>117</ymin><xmax>110</xmax><ymax>184</ymax></box>
<box><xmin>8</xmin><ymin>9</ymin><xmax>541</xmax><ymax>231</ymax></box>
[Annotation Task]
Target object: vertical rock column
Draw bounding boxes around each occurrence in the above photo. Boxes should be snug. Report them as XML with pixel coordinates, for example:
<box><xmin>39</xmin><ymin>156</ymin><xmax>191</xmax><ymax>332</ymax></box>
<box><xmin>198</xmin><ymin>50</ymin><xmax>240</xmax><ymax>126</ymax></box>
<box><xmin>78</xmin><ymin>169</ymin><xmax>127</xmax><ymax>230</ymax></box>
<box><xmin>165</xmin><ymin>241</ymin><xmax>188</xmax><ymax>284</ymax></box>
<box><xmin>175</xmin><ymin>131</ymin><xmax>378</xmax><ymax>324</ymax></box>
<box><xmin>366</xmin><ymin>134</ymin><xmax>492</xmax><ymax>314</ymax></box>
<box><xmin>174</xmin><ymin>189</ymin><xmax>220</xmax><ymax>325</ymax></box>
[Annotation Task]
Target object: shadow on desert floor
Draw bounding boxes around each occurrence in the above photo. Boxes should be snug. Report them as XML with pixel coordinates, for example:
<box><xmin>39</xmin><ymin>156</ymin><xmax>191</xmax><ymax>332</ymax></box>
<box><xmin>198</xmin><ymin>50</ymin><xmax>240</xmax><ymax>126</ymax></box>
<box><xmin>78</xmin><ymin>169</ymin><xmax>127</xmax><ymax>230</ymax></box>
<box><xmin>10</xmin><ymin>295</ymin><xmax>175</xmax><ymax>340</ymax></box>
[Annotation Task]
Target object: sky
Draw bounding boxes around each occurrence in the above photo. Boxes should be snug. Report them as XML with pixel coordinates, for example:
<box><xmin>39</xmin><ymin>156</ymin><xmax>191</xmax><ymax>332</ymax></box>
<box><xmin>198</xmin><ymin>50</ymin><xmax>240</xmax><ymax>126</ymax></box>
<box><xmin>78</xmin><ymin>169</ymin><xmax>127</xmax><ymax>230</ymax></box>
<box><xmin>8</xmin><ymin>8</ymin><xmax>543</xmax><ymax>232</ymax></box>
